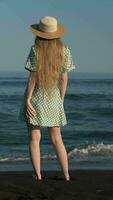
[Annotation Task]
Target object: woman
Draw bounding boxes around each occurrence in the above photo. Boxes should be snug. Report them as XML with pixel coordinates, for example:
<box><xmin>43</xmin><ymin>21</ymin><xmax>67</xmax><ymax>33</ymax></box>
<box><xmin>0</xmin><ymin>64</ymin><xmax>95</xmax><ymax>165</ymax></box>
<box><xmin>18</xmin><ymin>16</ymin><xmax>76</xmax><ymax>181</ymax></box>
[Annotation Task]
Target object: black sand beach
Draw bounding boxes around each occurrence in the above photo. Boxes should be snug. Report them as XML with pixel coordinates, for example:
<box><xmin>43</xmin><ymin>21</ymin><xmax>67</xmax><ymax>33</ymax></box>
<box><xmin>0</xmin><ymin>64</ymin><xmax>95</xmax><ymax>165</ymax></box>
<box><xmin>0</xmin><ymin>170</ymin><xmax>113</xmax><ymax>200</ymax></box>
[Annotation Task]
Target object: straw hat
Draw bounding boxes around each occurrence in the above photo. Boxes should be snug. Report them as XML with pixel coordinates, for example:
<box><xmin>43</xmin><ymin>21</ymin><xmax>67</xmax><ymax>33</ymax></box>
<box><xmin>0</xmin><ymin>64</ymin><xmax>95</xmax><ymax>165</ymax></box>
<box><xmin>30</xmin><ymin>16</ymin><xmax>65</xmax><ymax>39</ymax></box>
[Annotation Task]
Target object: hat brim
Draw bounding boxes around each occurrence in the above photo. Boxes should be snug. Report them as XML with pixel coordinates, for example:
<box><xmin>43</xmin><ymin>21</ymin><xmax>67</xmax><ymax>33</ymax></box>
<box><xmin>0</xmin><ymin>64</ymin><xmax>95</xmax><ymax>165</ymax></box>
<box><xmin>30</xmin><ymin>23</ymin><xmax>65</xmax><ymax>39</ymax></box>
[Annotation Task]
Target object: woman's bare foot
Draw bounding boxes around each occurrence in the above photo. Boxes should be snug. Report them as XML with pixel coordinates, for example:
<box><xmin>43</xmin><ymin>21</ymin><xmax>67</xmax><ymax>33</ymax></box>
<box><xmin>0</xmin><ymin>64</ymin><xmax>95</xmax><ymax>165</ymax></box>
<box><xmin>64</xmin><ymin>173</ymin><xmax>70</xmax><ymax>181</ymax></box>
<box><xmin>33</xmin><ymin>174</ymin><xmax>42</xmax><ymax>180</ymax></box>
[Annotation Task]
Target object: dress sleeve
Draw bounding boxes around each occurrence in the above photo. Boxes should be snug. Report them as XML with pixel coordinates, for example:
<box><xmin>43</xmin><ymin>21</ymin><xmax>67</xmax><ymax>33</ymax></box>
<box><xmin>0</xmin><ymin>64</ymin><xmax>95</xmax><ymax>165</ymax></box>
<box><xmin>24</xmin><ymin>45</ymin><xmax>37</xmax><ymax>72</ymax></box>
<box><xmin>61</xmin><ymin>46</ymin><xmax>76</xmax><ymax>73</ymax></box>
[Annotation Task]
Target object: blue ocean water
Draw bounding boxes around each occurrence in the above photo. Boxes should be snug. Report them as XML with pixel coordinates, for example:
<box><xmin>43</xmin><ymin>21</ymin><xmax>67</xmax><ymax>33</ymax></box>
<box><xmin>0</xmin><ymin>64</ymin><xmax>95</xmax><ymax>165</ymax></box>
<box><xmin>0</xmin><ymin>71</ymin><xmax>113</xmax><ymax>171</ymax></box>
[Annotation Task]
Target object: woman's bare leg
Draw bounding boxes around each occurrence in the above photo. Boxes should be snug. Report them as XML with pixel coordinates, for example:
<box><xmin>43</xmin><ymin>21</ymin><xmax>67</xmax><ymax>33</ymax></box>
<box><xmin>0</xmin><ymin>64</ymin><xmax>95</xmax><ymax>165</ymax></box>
<box><xmin>48</xmin><ymin>127</ymin><xmax>70</xmax><ymax>180</ymax></box>
<box><xmin>27</xmin><ymin>123</ymin><xmax>42</xmax><ymax>180</ymax></box>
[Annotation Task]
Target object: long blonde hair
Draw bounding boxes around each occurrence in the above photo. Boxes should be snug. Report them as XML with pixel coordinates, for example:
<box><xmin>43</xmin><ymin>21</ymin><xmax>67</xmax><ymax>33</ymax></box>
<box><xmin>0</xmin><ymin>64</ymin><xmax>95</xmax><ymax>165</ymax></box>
<box><xmin>34</xmin><ymin>36</ymin><xmax>64</xmax><ymax>98</ymax></box>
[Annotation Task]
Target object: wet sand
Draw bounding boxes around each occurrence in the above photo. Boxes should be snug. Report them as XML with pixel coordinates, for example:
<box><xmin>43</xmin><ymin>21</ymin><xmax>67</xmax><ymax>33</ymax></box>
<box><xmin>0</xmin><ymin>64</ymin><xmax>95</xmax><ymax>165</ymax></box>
<box><xmin>0</xmin><ymin>169</ymin><xmax>113</xmax><ymax>200</ymax></box>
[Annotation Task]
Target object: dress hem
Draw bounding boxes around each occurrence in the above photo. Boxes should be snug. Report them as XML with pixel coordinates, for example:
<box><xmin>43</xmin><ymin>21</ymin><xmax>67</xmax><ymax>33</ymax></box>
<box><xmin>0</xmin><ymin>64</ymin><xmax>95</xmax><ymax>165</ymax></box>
<box><xmin>24</xmin><ymin>120</ymin><xmax>67</xmax><ymax>127</ymax></box>
<box><xmin>28</xmin><ymin>122</ymin><xmax>67</xmax><ymax>127</ymax></box>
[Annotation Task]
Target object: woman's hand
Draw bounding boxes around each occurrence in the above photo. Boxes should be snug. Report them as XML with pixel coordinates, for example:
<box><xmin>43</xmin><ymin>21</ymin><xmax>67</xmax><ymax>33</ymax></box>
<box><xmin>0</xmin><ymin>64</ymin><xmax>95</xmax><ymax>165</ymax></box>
<box><xmin>25</xmin><ymin>98</ymin><xmax>37</xmax><ymax>118</ymax></box>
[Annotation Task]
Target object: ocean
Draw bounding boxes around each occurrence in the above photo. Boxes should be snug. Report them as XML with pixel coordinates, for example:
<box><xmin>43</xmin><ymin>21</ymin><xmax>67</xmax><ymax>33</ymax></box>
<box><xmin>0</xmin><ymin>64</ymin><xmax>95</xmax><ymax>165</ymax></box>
<box><xmin>0</xmin><ymin>71</ymin><xmax>113</xmax><ymax>171</ymax></box>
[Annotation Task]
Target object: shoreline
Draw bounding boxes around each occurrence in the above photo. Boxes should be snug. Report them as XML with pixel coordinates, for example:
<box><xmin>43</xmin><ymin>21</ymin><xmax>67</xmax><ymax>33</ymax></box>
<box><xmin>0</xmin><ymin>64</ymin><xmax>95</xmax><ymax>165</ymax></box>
<box><xmin>0</xmin><ymin>169</ymin><xmax>113</xmax><ymax>199</ymax></box>
<box><xmin>1</xmin><ymin>158</ymin><xmax>113</xmax><ymax>172</ymax></box>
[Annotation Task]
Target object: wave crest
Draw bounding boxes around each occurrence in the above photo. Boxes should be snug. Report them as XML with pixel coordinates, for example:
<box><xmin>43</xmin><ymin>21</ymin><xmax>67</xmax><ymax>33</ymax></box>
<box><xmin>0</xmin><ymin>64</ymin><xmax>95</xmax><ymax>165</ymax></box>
<box><xmin>68</xmin><ymin>142</ymin><xmax>113</xmax><ymax>158</ymax></box>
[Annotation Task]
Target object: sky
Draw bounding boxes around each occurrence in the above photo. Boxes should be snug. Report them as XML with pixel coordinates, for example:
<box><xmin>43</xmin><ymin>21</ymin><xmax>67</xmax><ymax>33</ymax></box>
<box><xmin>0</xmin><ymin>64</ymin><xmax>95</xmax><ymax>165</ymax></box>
<box><xmin>0</xmin><ymin>0</ymin><xmax>113</xmax><ymax>73</ymax></box>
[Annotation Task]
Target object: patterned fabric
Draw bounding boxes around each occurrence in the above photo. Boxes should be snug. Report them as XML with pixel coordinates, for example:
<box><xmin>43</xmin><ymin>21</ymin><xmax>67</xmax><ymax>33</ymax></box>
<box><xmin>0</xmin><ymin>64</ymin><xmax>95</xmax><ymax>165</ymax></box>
<box><xmin>61</xmin><ymin>46</ymin><xmax>76</xmax><ymax>73</ymax></box>
<box><xmin>24</xmin><ymin>45</ymin><xmax>37</xmax><ymax>72</ymax></box>
<box><xmin>18</xmin><ymin>45</ymin><xmax>76</xmax><ymax>127</ymax></box>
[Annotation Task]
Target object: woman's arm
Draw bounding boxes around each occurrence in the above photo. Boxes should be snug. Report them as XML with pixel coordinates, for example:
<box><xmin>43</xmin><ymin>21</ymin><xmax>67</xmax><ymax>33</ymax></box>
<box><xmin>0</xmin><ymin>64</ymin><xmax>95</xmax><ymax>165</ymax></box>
<box><xmin>59</xmin><ymin>72</ymin><xmax>68</xmax><ymax>103</ymax></box>
<box><xmin>25</xmin><ymin>72</ymin><xmax>37</xmax><ymax>101</ymax></box>
<box><xmin>25</xmin><ymin>72</ymin><xmax>37</xmax><ymax>117</ymax></box>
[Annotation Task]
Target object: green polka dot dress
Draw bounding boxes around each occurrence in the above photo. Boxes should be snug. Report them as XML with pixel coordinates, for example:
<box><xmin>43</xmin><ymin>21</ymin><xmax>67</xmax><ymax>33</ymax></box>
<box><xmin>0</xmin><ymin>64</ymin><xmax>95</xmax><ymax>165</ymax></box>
<box><xmin>18</xmin><ymin>44</ymin><xmax>76</xmax><ymax>127</ymax></box>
